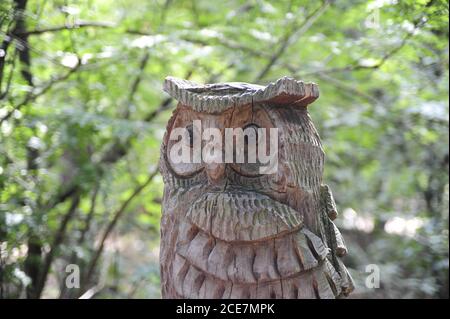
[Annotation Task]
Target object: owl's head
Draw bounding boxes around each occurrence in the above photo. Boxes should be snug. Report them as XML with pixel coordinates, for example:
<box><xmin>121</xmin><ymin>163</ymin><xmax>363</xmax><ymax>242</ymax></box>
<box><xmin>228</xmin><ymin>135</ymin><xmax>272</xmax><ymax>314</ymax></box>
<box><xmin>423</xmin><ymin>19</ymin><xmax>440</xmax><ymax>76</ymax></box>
<box><xmin>160</xmin><ymin>77</ymin><xmax>324</xmax><ymax>231</ymax></box>
<box><xmin>160</xmin><ymin>76</ymin><xmax>324</xmax><ymax>200</ymax></box>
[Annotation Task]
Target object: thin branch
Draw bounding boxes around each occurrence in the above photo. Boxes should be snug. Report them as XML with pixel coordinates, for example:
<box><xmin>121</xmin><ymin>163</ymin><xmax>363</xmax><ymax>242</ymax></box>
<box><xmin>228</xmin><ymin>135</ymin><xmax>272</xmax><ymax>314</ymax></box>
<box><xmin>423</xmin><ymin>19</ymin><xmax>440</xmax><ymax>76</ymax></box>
<box><xmin>163</xmin><ymin>34</ymin><xmax>272</xmax><ymax>59</ymax></box>
<box><xmin>298</xmin><ymin>6</ymin><xmax>429</xmax><ymax>78</ymax></box>
<box><xmin>317</xmin><ymin>72</ymin><xmax>379</xmax><ymax>105</ymax></box>
<box><xmin>58</xmin><ymin>184</ymin><xmax>100</xmax><ymax>298</ymax></box>
<box><xmin>143</xmin><ymin>97</ymin><xmax>173</xmax><ymax>122</ymax></box>
<box><xmin>0</xmin><ymin>48</ymin><xmax>18</xmax><ymax>100</ymax></box>
<box><xmin>300</xmin><ymin>27</ymin><xmax>419</xmax><ymax>77</ymax></box>
<box><xmin>121</xmin><ymin>51</ymin><xmax>150</xmax><ymax>118</ymax></box>
<box><xmin>35</xmin><ymin>193</ymin><xmax>81</xmax><ymax>298</ymax></box>
<box><xmin>0</xmin><ymin>3</ymin><xmax>21</xmax><ymax>92</ymax></box>
<box><xmin>79</xmin><ymin>185</ymin><xmax>100</xmax><ymax>246</ymax></box>
<box><xmin>0</xmin><ymin>29</ymin><xmax>77</xmax><ymax>67</ymax></box>
<box><xmin>255</xmin><ymin>0</ymin><xmax>331</xmax><ymax>81</ymax></box>
<box><xmin>81</xmin><ymin>169</ymin><xmax>158</xmax><ymax>291</ymax></box>
<box><xmin>78</xmin><ymin>284</ymin><xmax>105</xmax><ymax>299</ymax></box>
<box><xmin>15</xmin><ymin>21</ymin><xmax>116</xmax><ymax>36</ymax></box>
<box><xmin>0</xmin><ymin>60</ymin><xmax>82</xmax><ymax>125</ymax></box>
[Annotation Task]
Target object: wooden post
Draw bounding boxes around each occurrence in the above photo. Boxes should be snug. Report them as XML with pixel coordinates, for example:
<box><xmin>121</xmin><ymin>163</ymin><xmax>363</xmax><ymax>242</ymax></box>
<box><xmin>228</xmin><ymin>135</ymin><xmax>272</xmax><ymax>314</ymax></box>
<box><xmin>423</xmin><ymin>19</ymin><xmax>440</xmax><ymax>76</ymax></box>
<box><xmin>159</xmin><ymin>76</ymin><xmax>354</xmax><ymax>299</ymax></box>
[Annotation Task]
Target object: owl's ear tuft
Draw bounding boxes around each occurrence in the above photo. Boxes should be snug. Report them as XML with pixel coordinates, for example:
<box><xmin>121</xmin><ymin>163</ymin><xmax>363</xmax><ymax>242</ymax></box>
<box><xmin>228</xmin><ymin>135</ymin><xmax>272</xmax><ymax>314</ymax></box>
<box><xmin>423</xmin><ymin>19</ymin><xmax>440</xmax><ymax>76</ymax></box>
<box><xmin>163</xmin><ymin>76</ymin><xmax>319</xmax><ymax>114</ymax></box>
<box><xmin>260</xmin><ymin>76</ymin><xmax>319</xmax><ymax>107</ymax></box>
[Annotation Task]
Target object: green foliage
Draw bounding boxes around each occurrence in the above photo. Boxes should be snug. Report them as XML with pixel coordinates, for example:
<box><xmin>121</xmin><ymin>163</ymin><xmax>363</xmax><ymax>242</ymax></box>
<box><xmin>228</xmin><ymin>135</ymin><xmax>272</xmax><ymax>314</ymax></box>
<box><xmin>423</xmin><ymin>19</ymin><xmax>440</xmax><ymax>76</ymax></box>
<box><xmin>0</xmin><ymin>0</ymin><xmax>448</xmax><ymax>298</ymax></box>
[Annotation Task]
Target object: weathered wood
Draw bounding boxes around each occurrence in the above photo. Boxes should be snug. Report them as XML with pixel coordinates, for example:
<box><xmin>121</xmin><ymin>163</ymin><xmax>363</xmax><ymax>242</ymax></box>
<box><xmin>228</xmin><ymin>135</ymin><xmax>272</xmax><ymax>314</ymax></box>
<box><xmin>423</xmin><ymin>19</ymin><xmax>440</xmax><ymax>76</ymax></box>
<box><xmin>163</xmin><ymin>76</ymin><xmax>319</xmax><ymax>113</ymax></box>
<box><xmin>159</xmin><ymin>76</ymin><xmax>354</xmax><ymax>299</ymax></box>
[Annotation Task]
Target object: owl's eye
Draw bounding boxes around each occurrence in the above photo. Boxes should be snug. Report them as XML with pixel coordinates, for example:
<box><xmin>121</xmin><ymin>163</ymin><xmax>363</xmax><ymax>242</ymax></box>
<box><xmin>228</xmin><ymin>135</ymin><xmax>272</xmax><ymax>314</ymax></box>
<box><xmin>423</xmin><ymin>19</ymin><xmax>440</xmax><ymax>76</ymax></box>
<box><xmin>166</xmin><ymin>122</ymin><xmax>204</xmax><ymax>177</ymax></box>
<box><xmin>230</xmin><ymin>123</ymin><xmax>264</xmax><ymax>177</ymax></box>
<box><xmin>185</xmin><ymin>124</ymin><xmax>194</xmax><ymax>148</ymax></box>
<box><xmin>243</xmin><ymin>124</ymin><xmax>259</xmax><ymax>145</ymax></box>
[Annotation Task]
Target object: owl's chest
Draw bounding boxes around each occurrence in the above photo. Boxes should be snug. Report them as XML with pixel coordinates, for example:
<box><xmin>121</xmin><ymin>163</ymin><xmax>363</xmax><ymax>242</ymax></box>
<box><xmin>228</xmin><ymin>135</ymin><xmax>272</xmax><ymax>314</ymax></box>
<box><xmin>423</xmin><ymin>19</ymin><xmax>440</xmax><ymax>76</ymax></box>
<box><xmin>162</xmin><ymin>209</ymin><xmax>340</xmax><ymax>299</ymax></box>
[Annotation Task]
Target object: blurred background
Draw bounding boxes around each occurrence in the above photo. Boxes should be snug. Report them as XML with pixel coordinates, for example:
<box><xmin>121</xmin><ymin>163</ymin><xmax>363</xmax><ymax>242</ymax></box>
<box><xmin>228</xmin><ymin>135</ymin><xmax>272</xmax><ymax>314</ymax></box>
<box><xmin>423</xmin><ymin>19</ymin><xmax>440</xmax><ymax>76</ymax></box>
<box><xmin>0</xmin><ymin>0</ymin><xmax>448</xmax><ymax>299</ymax></box>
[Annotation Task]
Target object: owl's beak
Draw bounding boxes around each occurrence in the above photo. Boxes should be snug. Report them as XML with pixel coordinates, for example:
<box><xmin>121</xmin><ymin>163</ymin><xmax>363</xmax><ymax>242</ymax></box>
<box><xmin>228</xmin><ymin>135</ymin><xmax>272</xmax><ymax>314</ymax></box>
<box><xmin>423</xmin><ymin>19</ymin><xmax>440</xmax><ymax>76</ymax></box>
<box><xmin>205</xmin><ymin>162</ymin><xmax>226</xmax><ymax>184</ymax></box>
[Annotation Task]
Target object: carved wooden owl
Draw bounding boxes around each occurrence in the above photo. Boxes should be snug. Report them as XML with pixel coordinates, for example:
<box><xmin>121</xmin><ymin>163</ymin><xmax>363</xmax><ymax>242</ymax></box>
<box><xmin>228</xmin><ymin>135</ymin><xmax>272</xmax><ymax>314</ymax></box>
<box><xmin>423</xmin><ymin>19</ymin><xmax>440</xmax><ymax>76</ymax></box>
<box><xmin>159</xmin><ymin>76</ymin><xmax>354</xmax><ymax>299</ymax></box>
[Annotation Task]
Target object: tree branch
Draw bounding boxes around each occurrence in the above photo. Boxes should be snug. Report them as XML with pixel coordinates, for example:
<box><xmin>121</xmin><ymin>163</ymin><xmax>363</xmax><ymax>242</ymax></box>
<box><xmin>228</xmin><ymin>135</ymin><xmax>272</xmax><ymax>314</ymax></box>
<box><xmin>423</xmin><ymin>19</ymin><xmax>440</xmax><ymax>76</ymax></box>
<box><xmin>81</xmin><ymin>169</ymin><xmax>158</xmax><ymax>291</ymax></box>
<box><xmin>35</xmin><ymin>193</ymin><xmax>81</xmax><ymax>298</ymax></box>
<box><xmin>300</xmin><ymin>26</ymin><xmax>420</xmax><ymax>77</ymax></box>
<box><xmin>0</xmin><ymin>48</ymin><xmax>18</xmax><ymax>99</ymax></box>
<box><xmin>255</xmin><ymin>0</ymin><xmax>331</xmax><ymax>81</ymax></box>
<box><xmin>15</xmin><ymin>21</ymin><xmax>116</xmax><ymax>37</ymax></box>
<box><xmin>0</xmin><ymin>59</ymin><xmax>82</xmax><ymax>124</ymax></box>
<box><xmin>298</xmin><ymin>5</ymin><xmax>430</xmax><ymax>78</ymax></box>
<box><xmin>0</xmin><ymin>1</ymin><xmax>22</xmax><ymax>92</ymax></box>
<box><xmin>120</xmin><ymin>51</ymin><xmax>151</xmax><ymax>119</ymax></box>
<box><xmin>316</xmin><ymin>72</ymin><xmax>379</xmax><ymax>105</ymax></box>
<box><xmin>59</xmin><ymin>184</ymin><xmax>100</xmax><ymax>298</ymax></box>
<box><xmin>13</xmin><ymin>0</ymin><xmax>33</xmax><ymax>87</ymax></box>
